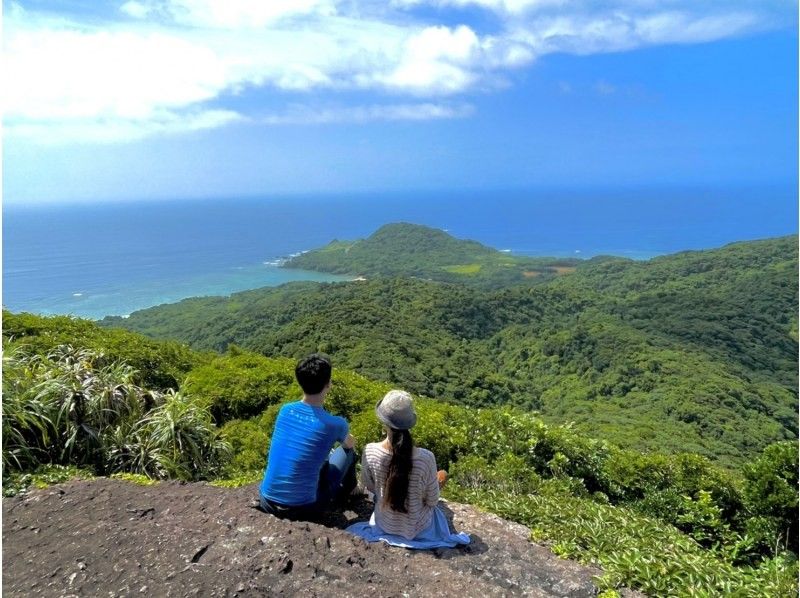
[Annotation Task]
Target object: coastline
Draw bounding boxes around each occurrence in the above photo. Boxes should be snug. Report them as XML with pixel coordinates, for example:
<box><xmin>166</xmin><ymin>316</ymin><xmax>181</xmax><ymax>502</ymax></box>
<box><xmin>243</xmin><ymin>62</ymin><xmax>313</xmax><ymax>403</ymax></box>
<box><xmin>4</xmin><ymin>263</ymin><xmax>350</xmax><ymax>321</ymax></box>
<box><xmin>5</xmin><ymin>243</ymin><xmax>669</xmax><ymax>321</ymax></box>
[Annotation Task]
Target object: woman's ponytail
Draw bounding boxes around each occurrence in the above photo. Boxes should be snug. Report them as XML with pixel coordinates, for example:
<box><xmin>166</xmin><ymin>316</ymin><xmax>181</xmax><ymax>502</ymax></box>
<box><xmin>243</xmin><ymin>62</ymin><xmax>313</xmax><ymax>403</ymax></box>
<box><xmin>384</xmin><ymin>428</ymin><xmax>413</xmax><ymax>513</ymax></box>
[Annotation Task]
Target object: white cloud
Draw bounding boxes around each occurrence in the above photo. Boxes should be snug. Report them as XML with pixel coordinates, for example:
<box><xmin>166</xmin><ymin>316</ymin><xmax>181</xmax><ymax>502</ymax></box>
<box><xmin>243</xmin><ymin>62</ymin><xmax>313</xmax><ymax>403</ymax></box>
<box><xmin>635</xmin><ymin>11</ymin><xmax>762</xmax><ymax>45</ymax></box>
<box><xmin>125</xmin><ymin>0</ymin><xmax>339</xmax><ymax>29</ymax></box>
<box><xmin>380</xmin><ymin>25</ymin><xmax>481</xmax><ymax>94</ymax></box>
<box><xmin>394</xmin><ymin>0</ymin><xmax>568</xmax><ymax>13</ymax></box>
<box><xmin>501</xmin><ymin>8</ymin><xmax>771</xmax><ymax>59</ymax></box>
<box><xmin>120</xmin><ymin>2</ymin><xmax>154</xmax><ymax>19</ymax></box>
<box><xmin>260</xmin><ymin>102</ymin><xmax>474</xmax><ymax>124</ymax></box>
<box><xmin>7</xmin><ymin>109</ymin><xmax>243</xmax><ymax>144</ymax></box>
<box><xmin>397</xmin><ymin>0</ymin><xmax>789</xmax><ymax>23</ymax></box>
<box><xmin>3</xmin><ymin>9</ymin><xmax>482</xmax><ymax>135</ymax></box>
<box><xmin>5</xmin><ymin>27</ymin><xmax>228</xmax><ymax>120</ymax></box>
<box><xmin>7</xmin><ymin>101</ymin><xmax>470</xmax><ymax>144</ymax></box>
<box><xmin>3</xmin><ymin>0</ymin><xmax>791</xmax><ymax>144</ymax></box>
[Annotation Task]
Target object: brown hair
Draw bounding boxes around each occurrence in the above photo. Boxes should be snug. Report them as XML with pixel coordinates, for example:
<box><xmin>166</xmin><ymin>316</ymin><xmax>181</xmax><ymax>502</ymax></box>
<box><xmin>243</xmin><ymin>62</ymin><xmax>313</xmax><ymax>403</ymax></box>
<box><xmin>383</xmin><ymin>428</ymin><xmax>414</xmax><ymax>513</ymax></box>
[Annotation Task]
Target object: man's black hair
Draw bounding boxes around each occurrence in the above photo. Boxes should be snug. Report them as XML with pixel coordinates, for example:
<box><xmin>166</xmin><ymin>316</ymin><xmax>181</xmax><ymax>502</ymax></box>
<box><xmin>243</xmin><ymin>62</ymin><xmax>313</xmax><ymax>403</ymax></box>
<box><xmin>295</xmin><ymin>353</ymin><xmax>332</xmax><ymax>395</ymax></box>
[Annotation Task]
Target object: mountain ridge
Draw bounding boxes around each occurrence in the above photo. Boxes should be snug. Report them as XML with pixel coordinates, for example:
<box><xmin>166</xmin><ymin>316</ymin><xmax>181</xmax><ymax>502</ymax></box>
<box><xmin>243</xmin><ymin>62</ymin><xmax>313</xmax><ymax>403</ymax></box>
<box><xmin>101</xmin><ymin>228</ymin><xmax>798</xmax><ymax>466</ymax></box>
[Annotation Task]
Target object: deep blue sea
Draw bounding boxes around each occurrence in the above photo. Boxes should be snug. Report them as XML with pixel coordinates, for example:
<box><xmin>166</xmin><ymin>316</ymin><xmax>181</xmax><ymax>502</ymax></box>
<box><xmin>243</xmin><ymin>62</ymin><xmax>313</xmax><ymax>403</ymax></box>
<box><xmin>4</xmin><ymin>186</ymin><xmax>797</xmax><ymax>320</ymax></box>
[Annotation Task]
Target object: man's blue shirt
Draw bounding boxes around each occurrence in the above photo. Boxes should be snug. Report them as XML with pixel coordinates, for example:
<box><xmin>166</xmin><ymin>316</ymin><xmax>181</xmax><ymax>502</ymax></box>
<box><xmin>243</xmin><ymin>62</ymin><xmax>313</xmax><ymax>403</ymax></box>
<box><xmin>260</xmin><ymin>401</ymin><xmax>349</xmax><ymax>506</ymax></box>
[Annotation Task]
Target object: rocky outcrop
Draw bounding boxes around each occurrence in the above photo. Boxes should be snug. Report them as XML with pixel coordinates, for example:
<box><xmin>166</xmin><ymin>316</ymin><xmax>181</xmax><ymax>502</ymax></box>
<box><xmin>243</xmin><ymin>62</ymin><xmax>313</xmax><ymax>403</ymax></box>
<box><xmin>3</xmin><ymin>479</ymin><xmax>641</xmax><ymax>597</ymax></box>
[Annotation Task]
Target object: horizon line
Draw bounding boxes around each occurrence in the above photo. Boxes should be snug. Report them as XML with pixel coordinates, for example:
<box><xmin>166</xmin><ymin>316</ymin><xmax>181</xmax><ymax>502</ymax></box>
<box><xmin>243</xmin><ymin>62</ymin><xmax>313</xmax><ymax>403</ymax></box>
<box><xmin>4</xmin><ymin>180</ymin><xmax>799</xmax><ymax>210</ymax></box>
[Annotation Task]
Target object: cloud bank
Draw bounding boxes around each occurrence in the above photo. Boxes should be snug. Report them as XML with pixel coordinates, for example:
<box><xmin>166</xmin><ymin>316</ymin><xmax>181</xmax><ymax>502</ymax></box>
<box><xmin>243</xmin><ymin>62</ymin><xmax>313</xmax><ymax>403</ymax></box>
<box><xmin>3</xmin><ymin>0</ymin><xmax>793</xmax><ymax>143</ymax></box>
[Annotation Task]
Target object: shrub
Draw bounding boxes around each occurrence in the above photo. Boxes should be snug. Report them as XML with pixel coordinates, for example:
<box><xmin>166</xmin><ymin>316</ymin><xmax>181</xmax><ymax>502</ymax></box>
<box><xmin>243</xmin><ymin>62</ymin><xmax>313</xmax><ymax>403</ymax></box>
<box><xmin>325</xmin><ymin>369</ymin><xmax>392</xmax><ymax>422</ymax></box>
<box><xmin>408</xmin><ymin>400</ymin><xmax>471</xmax><ymax>469</ymax></box>
<box><xmin>131</xmin><ymin>390</ymin><xmax>231</xmax><ymax>481</ymax></box>
<box><xmin>2</xmin><ymin>464</ymin><xmax>94</xmax><ymax>497</ymax></box>
<box><xmin>183</xmin><ymin>352</ymin><xmax>296</xmax><ymax>422</ymax></box>
<box><xmin>448</xmin><ymin>486</ymin><xmax>798</xmax><ymax>597</ymax></box>
<box><xmin>110</xmin><ymin>472</ymin><xmax>157</xmax><ymax>486</ymax></box>
<box><xmin>450</xmin><ymin>453</ymin><xmax>543</xmax><ymax>495</ymax></box>
<box><xmin>3</xmin><ymin>345</ymin><xmax>154</xmax><ymax>474</ymax></box>
<box><xmin>219</xmin><ymin>409</ymin><xmax>279</xmax><ymax>479</ymax></box>
<box><xmin>742</xmin><ymin>441</ymin><xmax>798</xmax><ymax>554</ymax></box>
<box><xmin>210</xmin><ymin>472</ymin><xmax>263</xmax><ymax>488</ymax></box>
<box><xmin>2</xmin><ymin>345</ymin><xmax>229</xmax><ymax>484</ymax></box>
<box><xmin>3</xmin><ymin>311</ymin><xmax>203</xmax><ymax>390</ymax></box>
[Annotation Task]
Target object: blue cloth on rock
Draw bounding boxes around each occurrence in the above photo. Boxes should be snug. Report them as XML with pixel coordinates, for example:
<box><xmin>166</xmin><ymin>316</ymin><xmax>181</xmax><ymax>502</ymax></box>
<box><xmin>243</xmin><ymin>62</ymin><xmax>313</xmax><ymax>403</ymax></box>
<box><xmin>346</xmin><ymin>505</ymin><xmax>470</xmax><ymax>549</ymax></box>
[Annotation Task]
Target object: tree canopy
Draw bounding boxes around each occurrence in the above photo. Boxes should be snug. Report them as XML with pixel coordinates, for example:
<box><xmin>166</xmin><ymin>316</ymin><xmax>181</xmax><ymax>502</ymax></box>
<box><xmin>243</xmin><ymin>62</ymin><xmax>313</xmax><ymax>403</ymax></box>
<box><xmin>103</xmin><ymin>230</ymin><xmax>798</xmax><ymax>467</ymax></box>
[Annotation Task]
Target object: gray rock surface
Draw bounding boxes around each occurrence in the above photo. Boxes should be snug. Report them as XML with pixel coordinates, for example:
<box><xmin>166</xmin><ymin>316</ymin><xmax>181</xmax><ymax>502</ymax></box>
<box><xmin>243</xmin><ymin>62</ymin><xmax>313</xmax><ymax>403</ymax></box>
<box><xmin>3</xmin><ymin>479</ymin><xmax>642</xmax><ymax>597</ymax></box>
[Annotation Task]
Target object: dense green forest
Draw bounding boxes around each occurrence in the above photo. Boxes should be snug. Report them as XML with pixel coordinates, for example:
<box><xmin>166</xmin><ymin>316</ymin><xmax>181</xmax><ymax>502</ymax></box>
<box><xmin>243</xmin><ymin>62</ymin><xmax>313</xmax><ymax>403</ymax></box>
<box><xmin>285</xmin><ymin>222</ymin><xmax>582</xmax><ymax>287</ymax></box>
<box><xmin>103</xmin><ymin>226</ymin><xmax>798</xmax><ymax>468</ymax></box>
<box><xmin>2</xmin><ymin>312</ymin><xmax>797</xmax><ymax>596</ymax></box>
<box><xmin>5</xmin><ymin>224</ymin><xmax>798</xmax><ymax>595</ymax></box>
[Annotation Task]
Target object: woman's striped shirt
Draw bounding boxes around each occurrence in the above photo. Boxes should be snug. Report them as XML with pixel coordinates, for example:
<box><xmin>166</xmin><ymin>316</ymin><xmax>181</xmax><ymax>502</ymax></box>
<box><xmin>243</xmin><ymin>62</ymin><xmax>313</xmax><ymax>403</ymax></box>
<box><xmin>361</xmin><ymin>442</ymin><xmax>440</xmax><ymax>539</ymax></box>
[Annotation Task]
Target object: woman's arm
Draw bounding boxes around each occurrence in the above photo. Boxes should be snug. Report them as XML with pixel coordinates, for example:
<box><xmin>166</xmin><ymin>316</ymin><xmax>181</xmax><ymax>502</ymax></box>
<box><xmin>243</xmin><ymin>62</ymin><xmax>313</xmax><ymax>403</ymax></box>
<box><xmin>360</xmin><ymin>450</ymin><xmax>375</xmax><ymax>494</ymax></box>
<box><xmin>423</xmin><ymin>453</ymin><xmax>440</xmax><ymax>506</ymax></box>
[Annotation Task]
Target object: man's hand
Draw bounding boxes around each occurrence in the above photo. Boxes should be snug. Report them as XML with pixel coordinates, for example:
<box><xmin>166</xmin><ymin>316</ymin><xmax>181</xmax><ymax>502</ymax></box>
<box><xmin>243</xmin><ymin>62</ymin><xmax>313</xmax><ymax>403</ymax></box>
<box><xmin>342</xmin><ymin>434</ymin><xmax>355</xmax><ymax>450</ymax></box>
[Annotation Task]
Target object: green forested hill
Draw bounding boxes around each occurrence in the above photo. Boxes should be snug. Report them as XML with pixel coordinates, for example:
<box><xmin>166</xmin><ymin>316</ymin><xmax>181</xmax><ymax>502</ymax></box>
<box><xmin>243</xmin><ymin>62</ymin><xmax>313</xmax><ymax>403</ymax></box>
<box><xmin>284</xmin><ymin>222</ymin><xmax>580</xmax><ymax>287</ymax></box>
<box><xmin>4</xmin><ymin>312</ymin><xmax>798</xmax><ymax>596</ymax></box>
<box><xmin>101</xmin><ymin>229</ymin><xmax>798</xmax><ymax>467</ymax></box>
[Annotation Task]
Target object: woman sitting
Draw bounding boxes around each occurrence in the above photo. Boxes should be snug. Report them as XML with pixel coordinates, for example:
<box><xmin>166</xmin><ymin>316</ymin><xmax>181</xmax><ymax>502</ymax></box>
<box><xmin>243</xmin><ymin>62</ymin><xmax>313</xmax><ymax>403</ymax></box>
<box><xmin>346</xmin><ymin>390</ymin><xmax>470</xmax><ymax>549</ymax></box>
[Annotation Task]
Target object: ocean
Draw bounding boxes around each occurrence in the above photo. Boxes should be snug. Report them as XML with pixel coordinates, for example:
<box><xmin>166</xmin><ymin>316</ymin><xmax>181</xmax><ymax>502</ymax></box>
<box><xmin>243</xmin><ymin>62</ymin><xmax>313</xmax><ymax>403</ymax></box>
<box><xmin>4</xmin><ymin>186</ymin><xmax>797</xmax><ymax>320</ymax></box>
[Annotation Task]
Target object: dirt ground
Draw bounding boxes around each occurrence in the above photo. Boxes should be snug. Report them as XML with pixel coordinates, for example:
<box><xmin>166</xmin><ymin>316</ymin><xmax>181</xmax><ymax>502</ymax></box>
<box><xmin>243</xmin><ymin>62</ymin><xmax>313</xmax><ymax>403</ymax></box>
<box><xmin>3</xmin><ymin>478</ymin><xmax>640</xmax><ymax>597</ymax></box>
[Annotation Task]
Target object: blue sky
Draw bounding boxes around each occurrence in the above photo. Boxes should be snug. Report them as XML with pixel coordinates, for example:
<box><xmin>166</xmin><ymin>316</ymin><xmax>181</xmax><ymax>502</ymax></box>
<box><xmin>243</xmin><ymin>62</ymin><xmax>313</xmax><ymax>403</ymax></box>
<box><xmin>3</xmin><ymin>0</ymin><xmax>798</xmax><ymax>204</ymax></box>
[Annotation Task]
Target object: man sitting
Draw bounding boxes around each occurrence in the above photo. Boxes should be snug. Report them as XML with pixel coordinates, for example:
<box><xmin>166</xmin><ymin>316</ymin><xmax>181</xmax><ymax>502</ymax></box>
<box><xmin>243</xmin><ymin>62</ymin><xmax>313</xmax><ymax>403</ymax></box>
<box><xmin>259</xmin><ymin>354</ymin><xmax>357</xmax><ymax>520</ymax></box>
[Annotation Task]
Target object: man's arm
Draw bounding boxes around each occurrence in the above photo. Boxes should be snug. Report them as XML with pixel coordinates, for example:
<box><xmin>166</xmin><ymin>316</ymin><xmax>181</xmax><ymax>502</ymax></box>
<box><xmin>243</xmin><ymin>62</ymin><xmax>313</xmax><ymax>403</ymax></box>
<box><xmin>335</xmin><ymin>416</ymin><xmax>355</xmax><ymax>450</ymax></box>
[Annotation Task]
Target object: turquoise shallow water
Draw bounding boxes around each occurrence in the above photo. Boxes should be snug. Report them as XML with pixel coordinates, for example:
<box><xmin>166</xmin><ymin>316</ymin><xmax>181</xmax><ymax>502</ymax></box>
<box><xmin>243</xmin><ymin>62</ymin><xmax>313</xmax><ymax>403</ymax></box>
<box><xmin>26</xmin><ymin>263</ymin><xmax>349</xmax><ymax>320</ymax></box>
<box><xmin>4</xmin><ymin>186</ymin><xmax>796</xmax><ymax>320</ymax></box>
